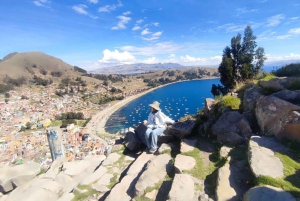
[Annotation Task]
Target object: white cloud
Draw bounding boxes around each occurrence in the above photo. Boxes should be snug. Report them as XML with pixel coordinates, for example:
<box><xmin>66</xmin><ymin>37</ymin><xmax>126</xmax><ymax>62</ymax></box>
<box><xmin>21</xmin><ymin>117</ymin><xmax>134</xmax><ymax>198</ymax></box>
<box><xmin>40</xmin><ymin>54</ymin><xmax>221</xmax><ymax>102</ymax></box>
<box><xmin>141</xmin><ymin>28</ymin><xmax>151</xmax><ymax>35</ymax></box>
<box><xmin>265</xmin><ymin>53</ymin><xmax>300</xmax><ymax>62</ymax></box>
<box><xmin>123</xmin><ymin>11</ymin><xmax>131</xmax><ymax>15</ymax></box>
<box><xmin>153</xmin><ymin>22</ymin><xmax>159</xmax><ymax>26</ymax></box>
<box><xmin>276</xmin><ymin>35</ymin><xmax>292</xmax><ymax>39</ymax></box>
<box><xmin>216</xmin><ymin>23</ymin><xmax>246</xmax><ymax>32</ymax></box>
<box><xmin>288</xmin><ymin>27</ymin><xmax>300</xmax><ymax>35</ymax></box>
<box><xmin>142</xmin><ymin>31</ymin><xmax>163</xmax><ymax>41</ymax></box>
<box><xmin>98</xmin><ymin>49</ymin><xmax>136</xmax><ymax>64</ymax></box>
<box><xmin>33</xmin><ymin>0</ymin><xmax>49</xmax><ymax>7</ymax></box>
<box><xmin>179</xmin><ymin>55</ymin><xmax>222</xmax><ymax>65</ymax></box>
<box><xmin>290</xmin><ymin>17</ymin><xmax>299</xmax><ymax>20</ymax></box>
<box><xmin>143</xmin><ymin>57</ymin><xmax>159</xmax><ymax>64</ymax></box>
<box><xmin>136</xmin><ymin>19</ymin><xmax>144</xmax><ymax>24</ymax></box>
<box><xmin>72</xmin><ymin>4</ymin><xmax>88</xmax><ymax>15</ymax></box>
<box><xmin>267</xmin><ymin>14</ymin><xmax>285</xmax><ymax>27</ymax></box>
<box><xmin>121</xmin><ymin>42</ymin><xmax>180</xmax><ymax>56</ymax></box>
<box><xmin>111</xmin><ymin>15</ymin><xmax>131</xmax><ymax>30</ymax></box>
<box><xmin>132</xmin><ymin>26</ymin><xmax>141</xmax><ymax>31</ymax></box>
<box><xmin>87</xmin><ymin>0</ymin><xmax>98</xmax><ymax>4</ymax></box>
<box><xmin>236</xmin><ymin>8</ymin><xmax>258</xmax><ymax>16</ymax></box>
<box><xmin>99</xmin><ymin>3</ymin><xmax>123</xmax><ymax>13</ymax></box>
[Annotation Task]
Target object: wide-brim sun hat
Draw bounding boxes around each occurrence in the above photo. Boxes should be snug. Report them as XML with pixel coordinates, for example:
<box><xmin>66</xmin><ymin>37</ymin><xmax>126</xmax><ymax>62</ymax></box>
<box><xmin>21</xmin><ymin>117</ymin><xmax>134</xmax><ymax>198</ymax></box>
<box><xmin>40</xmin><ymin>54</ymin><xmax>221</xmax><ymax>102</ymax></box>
<box><xmin>149</xmin><ymin>101</ymin><xmax>161</xmax><ymax>111</ymax></box>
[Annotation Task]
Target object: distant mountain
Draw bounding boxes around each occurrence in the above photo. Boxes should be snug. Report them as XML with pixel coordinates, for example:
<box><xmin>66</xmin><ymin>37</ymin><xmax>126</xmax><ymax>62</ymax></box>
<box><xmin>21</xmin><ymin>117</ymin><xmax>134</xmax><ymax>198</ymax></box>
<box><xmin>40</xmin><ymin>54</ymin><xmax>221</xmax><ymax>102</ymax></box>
<box><xmin>90</xmin><ymin>63</ymin><xmax>194</xmax><ymax>74</ymax></box>
<box><xmin>0</xmin><ymin>52</ymin><xmax>83</xmax><ymax>80</ymax></box>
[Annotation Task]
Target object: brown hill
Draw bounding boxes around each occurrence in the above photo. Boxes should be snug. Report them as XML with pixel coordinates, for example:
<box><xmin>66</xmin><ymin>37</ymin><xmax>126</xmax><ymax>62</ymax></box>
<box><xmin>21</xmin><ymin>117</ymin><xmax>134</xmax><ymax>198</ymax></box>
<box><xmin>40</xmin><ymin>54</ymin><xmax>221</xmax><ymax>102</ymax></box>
<box><xmin>0</xmin><ymin>51</ymin><xmax>82</xmax><ymax>80</ymax></box>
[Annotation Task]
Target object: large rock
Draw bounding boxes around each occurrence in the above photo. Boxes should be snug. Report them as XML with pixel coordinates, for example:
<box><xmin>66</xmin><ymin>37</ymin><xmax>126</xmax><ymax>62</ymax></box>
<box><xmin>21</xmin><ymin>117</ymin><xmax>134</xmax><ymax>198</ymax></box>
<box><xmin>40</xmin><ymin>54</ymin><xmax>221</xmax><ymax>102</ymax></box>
<box><xmin>243</xmin><ymin>185</ymin><xmax>296</xmax><ymax>201</ymax></box>
<box><xmin>105</xmin><ymin>174</ymin><xmax>135</xmax><ymax>201</ymax></box>
<box><xmin>63</xmin><ymin>160</ymin><xmax>90</xmax><ymax>177</ymax></box>
<box><xmin>80</xmin><ymin>166</ymin><xmax>107</xmax><ymax>185</ymax></box>
<box><xmin>102</xmin><ymin>152</ymin><xmax>121</xmax><ymax>166</ymax></box>
<box><xmin>168</xmin><ymin>174</ymin><xmax>195</xmax><ymax>201</ymax></box>
<box><xmin>134</xmin><ymin>123</ymin><xmax>148</xmax><ymax>145</ymax></box>
<box><xmin>255</xmin><ymin>95</ymin><xmax>300</xmax><ymax>140</ymax></box>
<box><xmin>124</xmin><ymin>128</ymin><xmax>141</xmax><ymax>151</ymax></box>
<box><xmin>204</xmin><ymin>98</ymin><xmax>215</xmax><ymax>118</ymax></box>
<box><xmin>174</xmin><ymin>154</ymin><xmax>196</xmax><ymax>173</ymax></box>
<box><xmin>248</xmin><ymin>136</ymin><xmax>284</xmax><ymax>178</ymax></box>
<box><xmin>272</xmin><ymin>90</ymin><xmax>300</xmax><ymax>104</ymax></box>
<box><xmin>243</xmin><ymin>87</ymin><xmax>263</xmax><ymax>111</ymax></box>
<box><xmin>180</xmin><ymin>139</ymin><xmax>196</xmax><ymax>153</ymax></box>
<box><xmin>135</xmin><ymin>154</ymin><xmax>172</xmax><ymax>196</ymax></box>
<box><xmin>5</xmin><ymin>178</ymin><xmax>59</xmax><ymax>201</ymax></box>
<box><xmin>127</xmin><ymin>152</ymin><xmax>154</xmax><ymax>176</ymax></box>
<box><xmin>42</xmin><ymin>157</ymin><xmax>66</xmax><ymax>179</ymax></box>
<box><xmin>216</xmin><ymin>164</ymin><xmax>237</xmax><ymax>201</ymax></box>
<box><xmin>0</xmin><ymin>162</ymin><xmax>41</xmax><ymax>193</ymax></box>
<box><xmin>168</xmin><ymin>120</ymin><xmax>195</xmax><ymax>139</ymax></box>
<box><xmin>212</xmin><ymin>111</ymin><xmax>252</xmax><ymax>145</ymax></box>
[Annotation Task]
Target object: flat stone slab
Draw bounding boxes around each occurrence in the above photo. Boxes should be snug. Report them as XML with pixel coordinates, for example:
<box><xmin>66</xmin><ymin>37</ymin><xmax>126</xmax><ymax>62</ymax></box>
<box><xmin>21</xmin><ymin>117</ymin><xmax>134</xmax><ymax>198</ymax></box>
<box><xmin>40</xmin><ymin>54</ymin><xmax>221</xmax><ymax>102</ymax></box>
<box><xmin>168</xmin><ymin>174</ymin><xmax>195</xmax><ymax>201</ymax></box>
<box><xmin>216</xmin><ymin>163</ymin><xmax>237</xmax><ymax>201</ymax></box>
<box><xmin>96</xmin><ymin>173</ymin><xmax>113</xmax><ymax>186</ymax></box>
<box><xmin>0</xmin><ymin>162</ymin><xmax>41</xmax><ymax>193</ymax></box>
<box><xmin>174</xmin><ymin>154</ymin><xmax>196</xmax><ymax>173</ymax></box>
<box><xmin>105</xmin><ymin>174</ymin><xmax>135</xmax><ymax>201</ymax></box>
<box><xmin>249</xmin><ymin>136</ymin><xmax>284</xmax><ymax>178</ymax></box>
<box><xmin>91</xmin><ymin>184</ymin><xmax>109</xmax><ymax>193</ymax></box>
<box><xmin>220</xmin><ymin>146</ymin><xmax>232</xmax><ymax>158</ymax></box>
<box><xmin>63</xmin><ymin>160</ymin><xmax>91</xmax><ymax>177</ymax></box>
<box><xmin>127</xmin><ymin>152</ymin><xmax>154</xmax><ymax>176</ymax></box>
<box><xmin>181</xmin><ymin>139</ymin><xmax>196</xmax><ymax>153</ymax></box>
<box><xmin>158</xmin><ymin>143</ymin><xmax>175</xmax><ymax>154</ymax></box>
<box><xmin>243</xmin><ymin>185</ymin><xmax>296</xmax><ymax>201</ymax></box>
<box><xmin>135</xmin><ymin>154</ymin><xmax>172</xmax><ymax>196</ymax></box>
<box><xmin>80</xmin><ymin>166</ymin><xmax>107</xmax><ymax>185</ymax></box>
<box><xmin>102</xmin><ymin>153</ymin><xmax>121</xmax><ymax>166</ymax></box>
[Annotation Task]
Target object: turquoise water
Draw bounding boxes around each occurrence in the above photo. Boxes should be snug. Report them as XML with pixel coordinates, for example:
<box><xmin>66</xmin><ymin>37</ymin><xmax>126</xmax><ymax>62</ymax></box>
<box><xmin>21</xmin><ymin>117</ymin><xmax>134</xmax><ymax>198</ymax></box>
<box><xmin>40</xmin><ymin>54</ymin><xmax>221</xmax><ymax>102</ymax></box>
<box><xmin>105</xmin><ymin>78</ymin><xmax>221</xmax><ymax>133</ymax></box>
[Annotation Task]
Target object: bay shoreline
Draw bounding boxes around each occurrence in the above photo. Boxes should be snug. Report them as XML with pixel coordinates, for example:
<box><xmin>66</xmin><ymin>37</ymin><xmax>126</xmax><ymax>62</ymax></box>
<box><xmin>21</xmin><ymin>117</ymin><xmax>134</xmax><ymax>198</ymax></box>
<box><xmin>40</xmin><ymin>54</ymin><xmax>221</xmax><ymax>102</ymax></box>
<box><xmin>88</xmin><ymin>77</ymin><xmax>219</xmax><ymax>135</ymax></box>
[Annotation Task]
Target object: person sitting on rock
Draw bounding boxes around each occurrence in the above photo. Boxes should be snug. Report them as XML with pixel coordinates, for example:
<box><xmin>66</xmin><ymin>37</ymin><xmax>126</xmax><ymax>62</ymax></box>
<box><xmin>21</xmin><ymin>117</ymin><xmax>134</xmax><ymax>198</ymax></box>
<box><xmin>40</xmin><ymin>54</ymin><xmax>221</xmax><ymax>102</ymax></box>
<box><xmin>145</xmin><ymin>101</ymin><xmax>175</xmax><ymax>154</ymax></box>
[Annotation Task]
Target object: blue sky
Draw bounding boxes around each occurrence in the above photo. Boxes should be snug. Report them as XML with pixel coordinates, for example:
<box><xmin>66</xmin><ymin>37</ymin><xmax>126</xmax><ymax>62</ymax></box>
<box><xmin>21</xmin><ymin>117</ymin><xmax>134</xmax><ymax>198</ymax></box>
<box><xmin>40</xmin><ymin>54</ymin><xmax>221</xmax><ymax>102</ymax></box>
<box><xmin>1</xmin><ymin>0</ymin><xmax>300</xmax><ymax>71</ymax></box>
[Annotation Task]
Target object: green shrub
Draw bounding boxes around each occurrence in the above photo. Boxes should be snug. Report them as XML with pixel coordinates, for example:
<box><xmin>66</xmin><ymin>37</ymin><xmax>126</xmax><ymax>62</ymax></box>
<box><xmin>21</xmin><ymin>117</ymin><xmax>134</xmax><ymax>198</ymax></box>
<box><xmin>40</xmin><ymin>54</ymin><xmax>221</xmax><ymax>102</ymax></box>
<box><xmin>220</xmin><ymin>95</ymin><xmax>241</xmax><ymax>110</ymax></box>
<box><xmin>286</xmin><ymin>79</ymin><xmax>300</xmax><ymax>90</ymax></box>
<box><xmin>272</xmin><ymin>63</ymin><xmax>300</xmax><ymax>77</ymax></box>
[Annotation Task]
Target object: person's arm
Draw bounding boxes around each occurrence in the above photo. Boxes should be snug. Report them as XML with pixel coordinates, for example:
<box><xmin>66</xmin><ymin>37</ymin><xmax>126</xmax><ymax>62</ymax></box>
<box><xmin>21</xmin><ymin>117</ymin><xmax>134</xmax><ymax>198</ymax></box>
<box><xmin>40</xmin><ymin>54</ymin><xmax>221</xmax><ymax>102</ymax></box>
<box><xmin>160</xmin><ymin>112</ymin><xmax>175</xmax><ymax>124</ymax></box>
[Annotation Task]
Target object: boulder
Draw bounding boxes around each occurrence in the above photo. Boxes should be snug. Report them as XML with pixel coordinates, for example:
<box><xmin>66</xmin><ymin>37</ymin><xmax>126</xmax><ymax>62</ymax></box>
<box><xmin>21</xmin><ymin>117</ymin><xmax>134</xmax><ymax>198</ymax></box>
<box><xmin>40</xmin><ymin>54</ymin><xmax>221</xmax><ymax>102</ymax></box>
<box><xmin>168</xmin><ymin>120</ymin><xmax>195</xmax><ymax>139</ymax></box>
<box><xmin>243</xmin><ymin>87</ymin><xmax>263</xmax><ymax>111</ymax></box>
<box><xmin>255</xmin><ymin>95</ymin><xmax>300</xmax><ymax>140</ymax></box>
<box><xmin>63</xmin><ymin>160</ymin><xmax>90</xmax><ymax>177</ymax></box>
<box><xmin>80</xmin><ymin>166</ymin><xmax>107</xmax><ymax>185</ymax></box>
<box><xmin>272</xmin><ymin>89</ymin><xmax>300</xmax><ymax>104</ymax></box>
<box><xmin>259</xmin><ymin>78</ymin><xmax>286</xmax><ymax>91</ymax></box>
<box><xmin>204</xmin><ymin>98</ymin><xmax>215</xmax><ymax>118</ymax></box>
<box><xmin>157</xmin><ymin>143</ymin><xmax>175</xmax><ymax>154</ymax></box>
<box><xmin>134</xmin><ymin>123</ymin><xmax>148</xmax><ymax>145</ymax></box>
<box><xmin>0</xmin><ymin>162</ymin><xmax>40</xmax><ymax>193</ymax></box>
<box><xmin>135</xmin><ymin>154</ymin><xmax>172</xmax><ymax>196</ymax></box>
<box><xmin>101</xmin><ymin>152</ymin><xmax>121</xmax><ymax>166</ymax></box>
<box><xmin>248</xmin><ymin>136</ymin><xmax>284</xmax><ymax>178</ymax></box>
<box><xmin>124</xmin><ymin>129</ymin><xmax>141</xmax><ymax>151</ymax></box>
<box><xmin>216</xmin><ymin>163</ymin><xmax>237</xmax><ymax>201</ymax></box>
<box><xmin>105</xmin><ymin>174</ymin><xmax>135</xmax><ymax>201</ymax></box>
<box><xmin>174</xmin><ymin>154</ymin><xmax>196</xmax><ymax>173</ymax></box>
<box><xmin>126</xmin><ymin>152</ymin><xmax>154</xmax><ymax>176</ymax></box>
<box><xmin>42</xmin><ymin>157</ymin><xmax>66</xmax><ymax>179</ymax></box>
<box><xmin>212</xmin><ymin>111</ymin><xmax>252</xmax><ymax>145</ymax></box>
<box><xmin>180</xmin><ymin>139</ymin><xmax>196</xmax><ymax>153</ymax></box>
<box><xmin>168</xmin><ymin>174</ymin><xmax>195</xmax><ymax>201</ymax></box>
<box><xmin>243</xmin><ymin>185</ymin><xmax>296</xmax><ymax>201</ymax></box>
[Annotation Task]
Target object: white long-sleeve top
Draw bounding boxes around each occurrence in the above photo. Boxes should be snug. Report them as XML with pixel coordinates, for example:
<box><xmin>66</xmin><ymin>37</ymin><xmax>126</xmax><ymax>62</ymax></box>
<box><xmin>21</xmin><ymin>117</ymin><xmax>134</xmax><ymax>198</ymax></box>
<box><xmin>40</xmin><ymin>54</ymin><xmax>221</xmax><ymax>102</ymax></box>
<box><xmin>146</xmin><ymin>111</ymin><xmax>174</xmax><ymax>129</ymax></box>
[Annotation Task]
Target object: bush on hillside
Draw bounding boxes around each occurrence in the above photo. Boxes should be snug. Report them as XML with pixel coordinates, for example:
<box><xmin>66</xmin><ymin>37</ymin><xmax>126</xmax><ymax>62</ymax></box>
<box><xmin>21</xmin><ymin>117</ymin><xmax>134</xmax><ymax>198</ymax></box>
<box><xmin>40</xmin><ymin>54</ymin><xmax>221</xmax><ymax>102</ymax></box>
<box><xmin>3</xmin><ymin>76</ymin><xmax>27</xmax><ymax>87</ymax></box>
<box><xmin>0</xmin><ymin>84</ymin><xmax>14</xmax><ymax>93</ymax></box>
<box><xmin>272</xmin><ymin>63</ymin><xmax>300</xmax><ymax>77</ymax></box>
<box><xmin>51</xmin><ymin>71</ymin><xmax>62</xmax><ymax>77</ymax></box>
<box><xmin>74</xmin><ymin>66</ymin><xmax>87</xmax><ymax>74</ymax></box>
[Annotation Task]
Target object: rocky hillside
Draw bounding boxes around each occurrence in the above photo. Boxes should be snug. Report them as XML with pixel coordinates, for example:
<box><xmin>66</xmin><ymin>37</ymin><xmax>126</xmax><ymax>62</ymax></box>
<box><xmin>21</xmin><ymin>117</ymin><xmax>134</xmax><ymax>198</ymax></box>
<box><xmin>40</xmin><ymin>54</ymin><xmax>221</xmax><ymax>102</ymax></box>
<box><xmin>0</xmin><ymin>76</ymin><xmax>299</xmax><ymax>201</ymax></box>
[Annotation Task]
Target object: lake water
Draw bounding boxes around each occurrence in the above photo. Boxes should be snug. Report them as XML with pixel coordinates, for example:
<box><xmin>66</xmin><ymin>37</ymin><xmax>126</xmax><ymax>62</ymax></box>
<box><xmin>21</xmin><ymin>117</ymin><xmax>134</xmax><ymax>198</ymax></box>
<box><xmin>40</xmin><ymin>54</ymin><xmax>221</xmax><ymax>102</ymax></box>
<box><xmin>105</xmin><ymin>78</ymin><xmax>221</xmax><ymax>133</ymax></box>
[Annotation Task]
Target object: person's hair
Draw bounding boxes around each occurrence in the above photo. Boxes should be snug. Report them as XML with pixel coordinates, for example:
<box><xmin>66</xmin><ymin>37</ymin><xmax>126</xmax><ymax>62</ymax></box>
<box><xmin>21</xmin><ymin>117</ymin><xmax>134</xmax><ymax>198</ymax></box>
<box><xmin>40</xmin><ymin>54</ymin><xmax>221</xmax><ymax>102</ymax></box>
<box><xmin>151</xmin><ymin>107</ymin><xmax>158</xmax><ymax>113</ymax></box>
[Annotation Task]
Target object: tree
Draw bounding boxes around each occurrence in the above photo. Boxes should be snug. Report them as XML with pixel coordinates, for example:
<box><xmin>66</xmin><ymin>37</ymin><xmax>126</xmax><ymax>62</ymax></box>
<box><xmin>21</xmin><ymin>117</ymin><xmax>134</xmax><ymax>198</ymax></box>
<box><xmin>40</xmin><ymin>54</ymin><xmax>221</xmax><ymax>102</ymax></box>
<box><xmin>212</xmin><ymin>25</ymin><xmax>266</xmax><ymax>95</ymax></box>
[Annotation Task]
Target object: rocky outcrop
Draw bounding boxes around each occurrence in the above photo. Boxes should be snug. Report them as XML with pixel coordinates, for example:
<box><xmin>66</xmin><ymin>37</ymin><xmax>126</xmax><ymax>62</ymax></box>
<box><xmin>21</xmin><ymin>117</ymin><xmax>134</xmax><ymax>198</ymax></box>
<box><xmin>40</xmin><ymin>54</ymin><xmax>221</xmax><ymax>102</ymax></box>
<box><xmin>248</xmin><ymin>136</ymin><xmax>284</xmax><ymax>178</ymax></box>
<box><xmin>135</xmin><ymin>154</ymin><xmax>172</xmax><ymax>196</ymax></box>
<box><xmin>243</xmin><ymin>87</ymin><xmax>263</xmax><ymax>112</ymax></box>
<box><xmin>0</xmin><ymin>162</ymin><xmax>40</xmax><ymax>193</ymax></box>
<box><xmin>216</xmin><ymin>163</ymin><xmax>237</xmax><ymax>201</ymax></box>
<box><xmin>174</xmin><ymin>154</ymin><xmax>196</xmax><ymax>173</ymax></box>
<box><xmin>272</xmin><ymin>90</ymin><xmax>300</xmax><ymax>104</ymax></box>
<box><xmin>212</xmin><ymin>111</ymin><xmax>252</xmax><ymax>145</ymax></box>
<box><xmin>255</xmin><ymin>95</ymin><xmax>300</xmax><ymax>140</ymax></box>
<box><xmin>204</xmin><ymin>98</ymin><xmax>215</xmax><ymax>117</ymax></box>
<box><xmin>168</xmin><ymin>120</ymin><xmax>195</xmax><ymax>139</ymax></box>
<box><xmin>124</xmin><ymin>128</ymin><xmax>141</xmax><ymax>151</ymax></box>
<box><xmin>243</xmin><ymin>185</ymin><xmax>296</xmax><ymax>201</ymax></box>
<box><xmin>168</xmin><ymin>174</ymin><xmax>195</xmax><ymax>201</ymax></box>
